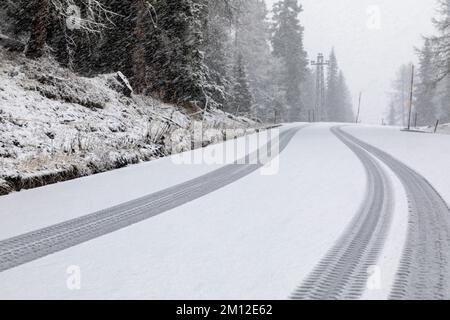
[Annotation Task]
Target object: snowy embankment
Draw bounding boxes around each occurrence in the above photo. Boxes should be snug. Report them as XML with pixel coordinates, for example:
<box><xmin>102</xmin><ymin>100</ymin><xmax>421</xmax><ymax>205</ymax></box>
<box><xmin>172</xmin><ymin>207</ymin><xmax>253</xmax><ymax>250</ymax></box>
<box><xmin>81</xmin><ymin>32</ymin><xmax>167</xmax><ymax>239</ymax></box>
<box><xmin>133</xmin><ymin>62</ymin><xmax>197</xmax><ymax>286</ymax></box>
<box><xmin>0</xmin><ymin>47</ymin><xmax>258</xmax><ymax>196</ymax></box>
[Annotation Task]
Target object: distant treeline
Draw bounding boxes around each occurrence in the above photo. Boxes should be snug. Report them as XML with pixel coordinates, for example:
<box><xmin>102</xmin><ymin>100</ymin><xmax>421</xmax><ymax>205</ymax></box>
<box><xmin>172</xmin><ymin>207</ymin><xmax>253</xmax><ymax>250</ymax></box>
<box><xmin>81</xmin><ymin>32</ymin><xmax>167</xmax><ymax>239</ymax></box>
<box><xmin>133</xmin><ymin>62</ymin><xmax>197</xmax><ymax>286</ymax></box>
<box><xmin>387</xmin><ymin>0</ymin><xmax>450</xmax><ymax>127</ymax></box>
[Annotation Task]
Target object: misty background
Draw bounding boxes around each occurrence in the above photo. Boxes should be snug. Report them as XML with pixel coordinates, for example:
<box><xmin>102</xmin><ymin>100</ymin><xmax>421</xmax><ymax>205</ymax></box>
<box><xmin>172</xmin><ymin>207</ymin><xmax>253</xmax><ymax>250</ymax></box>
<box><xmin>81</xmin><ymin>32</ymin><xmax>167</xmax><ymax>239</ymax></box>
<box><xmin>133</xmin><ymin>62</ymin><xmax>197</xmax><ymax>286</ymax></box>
<box><xmin>266</xmin><ymin>0</ymin><xmax>436</xmax><ymax>123</ymax></box>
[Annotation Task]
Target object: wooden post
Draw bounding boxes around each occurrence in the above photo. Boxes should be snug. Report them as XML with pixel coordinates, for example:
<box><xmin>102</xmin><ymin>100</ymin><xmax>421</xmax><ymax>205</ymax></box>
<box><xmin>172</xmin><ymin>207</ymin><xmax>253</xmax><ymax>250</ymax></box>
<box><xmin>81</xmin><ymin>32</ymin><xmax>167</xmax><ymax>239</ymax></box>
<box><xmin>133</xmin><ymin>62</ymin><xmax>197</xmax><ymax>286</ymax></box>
<box><xmin>407</xmin><ymin>65</ymin><xmax>415</xmax><ymax>131</ymax></box>
<box><xmin>434</xmin><ymin>120</ymin><xmax>440</xmax><ymax>133</ymax></box>
<box><xmin>355</xmin><ymin>92</ymin><xmax>362</xmax><ymax>124</ymax></box>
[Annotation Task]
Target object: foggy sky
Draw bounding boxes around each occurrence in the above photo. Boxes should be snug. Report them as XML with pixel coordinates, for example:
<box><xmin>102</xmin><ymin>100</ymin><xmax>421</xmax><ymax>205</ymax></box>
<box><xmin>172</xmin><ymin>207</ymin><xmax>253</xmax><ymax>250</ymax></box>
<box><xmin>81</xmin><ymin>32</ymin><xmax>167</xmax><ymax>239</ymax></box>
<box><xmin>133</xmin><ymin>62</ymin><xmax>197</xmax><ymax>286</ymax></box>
<box><xmin>266</xmin><ymin>0</ymin><xmax>437</xmax><ymax>124</ymax></box>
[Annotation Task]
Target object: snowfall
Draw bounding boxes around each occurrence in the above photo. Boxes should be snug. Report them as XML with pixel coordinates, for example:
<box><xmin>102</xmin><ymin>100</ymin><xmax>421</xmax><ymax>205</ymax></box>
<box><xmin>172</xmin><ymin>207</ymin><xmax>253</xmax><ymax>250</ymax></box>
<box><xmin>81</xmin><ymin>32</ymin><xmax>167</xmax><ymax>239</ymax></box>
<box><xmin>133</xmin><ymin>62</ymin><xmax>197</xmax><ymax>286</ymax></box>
<box><xmin>0</xmin><ymin>123</ymin><xmax>449</xmax><ymax>300</ymax></box>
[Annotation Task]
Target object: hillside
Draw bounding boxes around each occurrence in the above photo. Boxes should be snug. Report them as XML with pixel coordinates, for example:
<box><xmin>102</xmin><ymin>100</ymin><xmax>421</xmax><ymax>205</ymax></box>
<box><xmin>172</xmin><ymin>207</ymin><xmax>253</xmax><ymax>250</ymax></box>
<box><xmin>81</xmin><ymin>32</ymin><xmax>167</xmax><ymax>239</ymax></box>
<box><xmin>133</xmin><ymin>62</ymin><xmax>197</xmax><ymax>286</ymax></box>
<box><xmin>0</xmin><ymin>47</ymin><xmax>257</xmax><ymax>196</ymax></box>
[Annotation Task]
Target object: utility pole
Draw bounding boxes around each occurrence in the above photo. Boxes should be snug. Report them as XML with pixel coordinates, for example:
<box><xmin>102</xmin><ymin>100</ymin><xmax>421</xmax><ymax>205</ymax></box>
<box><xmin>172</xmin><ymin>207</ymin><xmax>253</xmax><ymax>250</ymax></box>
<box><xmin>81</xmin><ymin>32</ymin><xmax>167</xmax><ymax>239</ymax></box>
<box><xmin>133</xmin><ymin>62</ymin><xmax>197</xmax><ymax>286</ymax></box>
<box><xmin>407</xmin><ymin>64</ymin><xmax>415</xmax><ymax>131</ymax></box>
<box><xmin>401</xmin><ymin>69</ymin><xmax>406</xmax><ymax>127</ymax></box>
<box><xmin>355</xmin><ymin>91</ymin><xmax>362</xmax><ymax>124</ymax></box>
<box><xmin>311</xmin><ymin>53</ymin><xmax>329</xmax><ymax>122</ymax></box>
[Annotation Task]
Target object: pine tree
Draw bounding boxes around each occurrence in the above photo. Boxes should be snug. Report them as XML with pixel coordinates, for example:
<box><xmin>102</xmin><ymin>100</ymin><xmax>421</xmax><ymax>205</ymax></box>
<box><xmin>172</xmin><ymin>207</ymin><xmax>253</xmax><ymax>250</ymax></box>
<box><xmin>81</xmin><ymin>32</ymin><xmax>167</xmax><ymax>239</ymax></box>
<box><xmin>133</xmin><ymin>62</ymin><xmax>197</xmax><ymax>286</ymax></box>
<box><xmin>236</xmin><ymin>0</ymin><xmax>278</xmax><ymax>121</ymax></box>
<box><xmin>325</xmin><ymin>48</ymin><xmax>339</xmax><ymax>121</ymax></box>
<box><xmin>387</xmin><ymin>101</ymin><xmax>399</xmax><ymax>126</ymax></box>
<box><xmin>336</xmin><ymin>71</ymin><xmax>354</xmax><ymax>122</ymax></box>
<box><xmin>427</xmin><ymin>0</ymin><xmax>450</xmax><ymax>81</ymax></box>
<box><xmin>25</xmin><ymin>0</ymin><xmax>50</xmax><ymax>58</ymax></box>
<box><xmin>22</xmin><ymin>0</ymin><xmax>117</xmax><ymax>69</ymax></box>
<box><xmin>387</xmin><ymin>64</ymin><xmax>413</xmax><ymax>126</ymax></box>
<box><xmin>232</xmin><ymin>54</ymin><xmax>254</xmax><ymax>116</ymax></box>
<box><xmin>416</xmin><ymin>39</ymin><xmax>437</xmax><ymax>126</ymax></box>
<box><xmin>426</xmin><ymin>0</ymin><xmax>450</xmax><ymax>123</ymax></box>
<box><xmin>2</xmin><ymin>0</ymin><xmax>34</xmax><ymax>38</ymax></box>
<box><xmin>438</xmin><ymin>76</ymin><xmax>450</xmax><ymax>123</ymax></box>
<box><xmin>145</xmin><ymin>0</ymin><xmax>220</xmax><ymax>110</ymax></box>
<box><xmin>322</xmin><ymin>49</ymin><xmax>354</xmax><ymax>123</ymax></box>
<box><xmin>271</xmin><ymin>0</ymin><xmax>308</xmax><ymax>122</ymax></box>
<box><xmin>94</xmin><ymin>0</ymin><xmax>135</xmax><ymax>76</ymax></box>
<box><xmin>202</xmin><ymin>1</ymin><xmax>236</xmax><ymax>111</ymax></box>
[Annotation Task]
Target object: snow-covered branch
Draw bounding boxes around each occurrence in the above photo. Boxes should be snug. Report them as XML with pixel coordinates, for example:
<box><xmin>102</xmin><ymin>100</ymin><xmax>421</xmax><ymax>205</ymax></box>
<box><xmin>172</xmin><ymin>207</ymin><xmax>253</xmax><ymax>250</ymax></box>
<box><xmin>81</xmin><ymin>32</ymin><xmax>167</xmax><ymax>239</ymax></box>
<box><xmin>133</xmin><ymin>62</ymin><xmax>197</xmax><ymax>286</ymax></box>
<box><xmin>50</xmin><ymin>0</ymin><xmax>119</xmax><ymax>33</ymax></box>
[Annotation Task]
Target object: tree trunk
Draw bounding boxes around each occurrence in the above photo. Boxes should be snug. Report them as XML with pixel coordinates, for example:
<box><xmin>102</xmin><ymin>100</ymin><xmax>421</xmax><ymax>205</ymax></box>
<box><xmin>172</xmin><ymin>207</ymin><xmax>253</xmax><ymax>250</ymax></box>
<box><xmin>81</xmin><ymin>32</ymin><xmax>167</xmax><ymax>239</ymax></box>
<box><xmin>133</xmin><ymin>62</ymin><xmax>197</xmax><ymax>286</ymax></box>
<box><xmin>26</xmin><ymin>0</ymin><xmax>50</xmax><ymax>58</ymax></box>
<box><xmin>0</xmin><ymin>34</ymin><xmax>26</xmax><ymax>52</ymax></box>
<box><xmin>132</xmin><ymin>0</ymin><xmax>147</xmax><ymax>94</ymax></box>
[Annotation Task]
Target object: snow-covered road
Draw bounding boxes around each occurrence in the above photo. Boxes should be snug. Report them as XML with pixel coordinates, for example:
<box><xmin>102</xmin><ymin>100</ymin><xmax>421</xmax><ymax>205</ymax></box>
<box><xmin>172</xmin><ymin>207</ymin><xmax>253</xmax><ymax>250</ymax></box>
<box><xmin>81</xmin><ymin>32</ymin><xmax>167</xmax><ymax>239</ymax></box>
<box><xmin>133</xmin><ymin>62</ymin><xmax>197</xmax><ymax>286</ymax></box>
<box><xmin>0</xmin><ymin>124</ymin><xmax>449</xmax><ymax>300</ymax></box>
<box><xmin>0</xmin><ymin>127</ymin><xmax>302</xmax><ymax>273</ymax></box>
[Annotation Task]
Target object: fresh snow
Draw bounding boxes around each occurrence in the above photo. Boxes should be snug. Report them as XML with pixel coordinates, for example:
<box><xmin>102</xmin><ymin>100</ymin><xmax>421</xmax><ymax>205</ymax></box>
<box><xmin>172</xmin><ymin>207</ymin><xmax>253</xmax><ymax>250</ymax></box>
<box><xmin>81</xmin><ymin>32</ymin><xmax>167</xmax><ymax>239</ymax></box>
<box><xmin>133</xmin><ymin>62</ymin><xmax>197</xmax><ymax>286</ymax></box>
<box><xmin>0</xmin><ymin>124</ymin><xmax>370</xmax><ymax>299</ymax></box>
<box><xmin>0</xmin><ymin>128</ymin><xmax>273</xmax><ymax>239</ymax></box>
<box><xmin>0</xmin><ymin>124</ymin><xmax>447</xmax><ymax>299</ymax></box>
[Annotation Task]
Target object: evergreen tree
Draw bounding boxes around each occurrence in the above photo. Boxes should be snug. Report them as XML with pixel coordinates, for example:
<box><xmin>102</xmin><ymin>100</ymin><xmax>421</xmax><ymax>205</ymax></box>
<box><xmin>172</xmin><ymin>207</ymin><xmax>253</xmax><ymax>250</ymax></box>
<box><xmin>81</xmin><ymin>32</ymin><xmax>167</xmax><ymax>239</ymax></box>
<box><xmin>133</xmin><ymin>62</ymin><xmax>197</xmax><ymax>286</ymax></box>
<box><xmin>301</xmin><ymin>68</ymin><xmax>316</xmax><ymax>121</ymax></box>
<box><xmin>325</xmin><ymin>48</ymin><xmax>339</xmax><ymax>121</ymax></box>
<box><xmin>416</xmin><ymin>39</ymin><xmax>437</xmax><ymax>126</ymax></box>
<box><xmin>232</xmin><ymin>54</ymin><xmax>254</xmax><ymax>116</ymax></box>
<box><xmin>202</xmin><ymin>1</ymin><xmax>236</xmax><ymax>111</ymax></box>
<box><xmin>271</xmin><ymin>0</ymin><xmax>308</xmax><ymax>122</ymax></box>
<box><xmin>386</xmin><ymin>63</ymin><xmax>413</xmax><ymax>126</ymax></box>
<box><xmin>323</xmin><ymin>49</ymin><xmax>353</xmax><ymax>122</ymax></box>
<box><xmin>438</xmin><ymin>76</ymin><xmax>450</xmax><ymax>122</ymax></box>
<box><xmin>94</xmin><ymin>0</ymin><xmax>135</xmax><ymax>76</ymax></box>
<box><xmin>336</xmin><ymin>71</ymin><xmax>354</xmax><ymax>122</ymax></box>
<box><xmin>427</xmin><ymin>0</ymin><xmax>450</xmax><ymax>81</ymax></box>
<box><xmin>145</xmin><ymin>0</ymin><xmax>220</xmax><ymax>110</ymax></box>
<box><xmin>20</xmin><ymin>0</ymin><xmax>117</xmax><ymax>69</ymax></box>
<box><xmin>387</xmin><ymin>101</ymin><xmax>399</xmax><ymax>126</ymax></box>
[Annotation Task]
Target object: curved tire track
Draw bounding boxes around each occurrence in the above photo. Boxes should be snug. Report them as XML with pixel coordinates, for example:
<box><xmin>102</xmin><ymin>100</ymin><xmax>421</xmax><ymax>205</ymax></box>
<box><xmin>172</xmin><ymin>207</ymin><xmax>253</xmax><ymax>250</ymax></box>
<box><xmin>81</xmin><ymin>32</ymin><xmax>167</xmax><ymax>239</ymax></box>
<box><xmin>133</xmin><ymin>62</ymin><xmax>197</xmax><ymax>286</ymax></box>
<box><xmin>291</xmin><ymin>126</ymin><xmax>394</xmax><ymax>300</ymax></box>
<box><xmin>337</xmin><ymin>127</ymin><xmax>450</xmax><ymax>300</ymax></box>
<box><xmin>0</xmin><ymin>126</ymin><xmax>304</xmax><ymax>273</ymax></box>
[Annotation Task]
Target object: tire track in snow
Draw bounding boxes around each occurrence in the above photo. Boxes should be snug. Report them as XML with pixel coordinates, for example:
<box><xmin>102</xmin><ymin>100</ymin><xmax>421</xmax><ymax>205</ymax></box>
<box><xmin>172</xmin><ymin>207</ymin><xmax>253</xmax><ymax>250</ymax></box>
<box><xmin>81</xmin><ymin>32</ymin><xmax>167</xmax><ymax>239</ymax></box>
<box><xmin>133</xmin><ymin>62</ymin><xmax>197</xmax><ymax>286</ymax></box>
<box><xmin>291</xmin><ymin>126</ymin><xmax>394</xmax><ymax>300</ymax></box>
<box><xmin>338</xmin><ymin>127</ymin><xmax>450</xmax><ymax>300</ymax></box>
<box><xmin>0</xmin><ymin>126</ymin><xmax>305</xmax><ymax>273</ymax></box>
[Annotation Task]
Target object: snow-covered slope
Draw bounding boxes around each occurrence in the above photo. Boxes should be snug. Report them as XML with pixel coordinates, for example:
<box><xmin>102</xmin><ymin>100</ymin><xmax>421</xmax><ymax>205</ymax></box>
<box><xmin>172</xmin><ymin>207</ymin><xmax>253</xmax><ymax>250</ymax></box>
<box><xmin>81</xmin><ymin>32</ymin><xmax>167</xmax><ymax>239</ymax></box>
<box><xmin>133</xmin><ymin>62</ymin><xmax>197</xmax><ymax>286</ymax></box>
<box><xmin>0</xmin><ymin>48</ymin><xmax>257</xmax><ymax>196</ymax></box>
